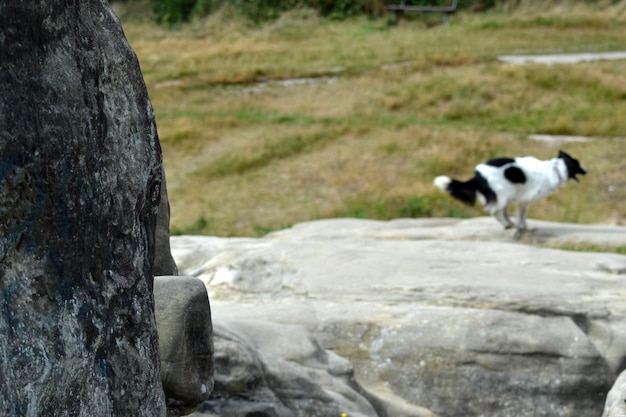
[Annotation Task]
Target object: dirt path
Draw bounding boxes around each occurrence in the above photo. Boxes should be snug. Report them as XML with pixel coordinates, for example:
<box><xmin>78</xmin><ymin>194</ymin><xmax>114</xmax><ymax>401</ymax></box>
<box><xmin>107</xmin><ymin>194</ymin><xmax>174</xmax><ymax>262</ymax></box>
<box><xmin>499</xmin><ymin>51</ymin><xmax>626</xmax><ymax>65</ymax></box>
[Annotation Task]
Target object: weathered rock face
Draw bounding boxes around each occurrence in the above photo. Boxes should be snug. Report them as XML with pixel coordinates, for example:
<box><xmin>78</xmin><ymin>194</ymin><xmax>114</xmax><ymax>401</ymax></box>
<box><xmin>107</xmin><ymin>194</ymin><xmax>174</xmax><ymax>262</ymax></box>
<box><xmin>194</xmin><ymin>320</ymin><xmax>384</xmax><ymax>417</ymax></box>
<box><xmin>603</xmin><ymin>368</ymin><xmax>626</xmax><ymax>417</ymax></box>
<box><xmin>155</xmin><ymin>172</ymin><xmax>179</xmax><ymax>277</ymax></box>
<box><xmin>173</xmin><ymin>217</ymin><xmax>626</xmax><ymax>417</ymax></box>
<box><xmin>0</xmin><ymin>2</ymin><xmax>166</xmax><ymax>416</ymax></box>
<box><xmin>155</xmin><ymin>276</ymin><xmax>214</xmax><ymax>416</ymax></box>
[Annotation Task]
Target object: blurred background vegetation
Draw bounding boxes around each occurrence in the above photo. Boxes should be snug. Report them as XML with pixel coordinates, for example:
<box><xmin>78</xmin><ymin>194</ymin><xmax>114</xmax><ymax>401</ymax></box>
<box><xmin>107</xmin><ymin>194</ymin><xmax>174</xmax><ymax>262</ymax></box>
<box><xmin>118</xmin><ymin>0</ymin><xmax>596</xmax><ymax>24</ymax></box>
<box><xmin>112</xmin><ymin>0</ymin><xmax>626</xmax><ymax>237</ymax></box>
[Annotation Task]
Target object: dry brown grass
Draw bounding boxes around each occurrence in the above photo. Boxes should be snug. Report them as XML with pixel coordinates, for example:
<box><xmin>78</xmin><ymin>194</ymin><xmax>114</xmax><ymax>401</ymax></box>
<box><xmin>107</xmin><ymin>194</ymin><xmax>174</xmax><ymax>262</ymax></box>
<box><xmin>114</xmin><ymin>2</ymin><xmax>626</xmax><ymax>236</ymax></box>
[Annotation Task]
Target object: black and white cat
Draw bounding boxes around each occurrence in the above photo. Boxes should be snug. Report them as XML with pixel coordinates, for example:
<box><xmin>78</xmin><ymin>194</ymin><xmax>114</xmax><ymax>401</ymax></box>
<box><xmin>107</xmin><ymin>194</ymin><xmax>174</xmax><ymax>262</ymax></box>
<box><xmin>434</xmin><ymin>150</ymin><xmax>586</xmax><ymax>238</ymax></box>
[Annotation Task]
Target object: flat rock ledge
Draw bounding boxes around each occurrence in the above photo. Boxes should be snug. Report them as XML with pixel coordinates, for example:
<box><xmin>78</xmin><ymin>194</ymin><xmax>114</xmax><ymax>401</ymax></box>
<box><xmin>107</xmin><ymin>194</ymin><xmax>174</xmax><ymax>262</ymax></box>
<box><xmin>173</xmin><ymin>217</ymin><xmax>626</xmax><ymax>417</ymax></box>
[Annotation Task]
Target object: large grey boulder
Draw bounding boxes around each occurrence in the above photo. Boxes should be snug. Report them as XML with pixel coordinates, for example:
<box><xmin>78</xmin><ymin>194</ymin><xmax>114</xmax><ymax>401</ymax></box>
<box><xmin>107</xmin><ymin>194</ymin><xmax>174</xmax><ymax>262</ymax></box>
<box><xmin>0</xmin><ymin>2</ymin><xmax>166</xmax><ymax>416</ymax></box>
<box><xmin>173</xmin><ymin>217</ymin><xmax>626</xmax><ymax>417</ymax></box>
<box><xmin>155</xmin><ymin>276</ymin><xmax>214</xmax><ymax>416</ymax></box>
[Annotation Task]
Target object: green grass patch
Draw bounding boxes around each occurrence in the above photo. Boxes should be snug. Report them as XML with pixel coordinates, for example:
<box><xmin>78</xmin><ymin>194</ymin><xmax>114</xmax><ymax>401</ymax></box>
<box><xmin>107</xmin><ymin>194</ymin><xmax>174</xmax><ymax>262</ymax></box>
<box><xmin>192</xmin><ymin>128</ymin><xmax>345</xmax><ymax>179</ymax></box>
<box><xmin>115</xmin><ymin>2</ymin><xmax>626</xmax><ymax>236</ymax></box>
<box><xmin>171</xmin><ymin>215</ymin><xmax>212</xmax><ymax>235</ymax></box>
<box><xmin>545</xmin><ymin>243</ymin><xmax>626</xmax><ymax>256</ymax></box>
<box><xmin>336</xmin><ymin>194</ymin><xmax>476</xmax><ymax>220</ymax></box>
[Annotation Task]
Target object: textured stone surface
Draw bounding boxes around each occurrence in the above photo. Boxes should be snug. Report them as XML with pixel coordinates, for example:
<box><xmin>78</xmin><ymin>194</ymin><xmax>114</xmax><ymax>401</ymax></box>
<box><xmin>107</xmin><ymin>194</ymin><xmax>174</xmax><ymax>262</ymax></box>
<box><xmin>603</xmin><ymin>368</ymin><xmax>626</xmax><ymax>417</ymax></box>
<box><xmin>0</xmin><ymin>2</ymin><xmax>166</xmax><ymax>416</ymax></box>
<box><xmin>155</xmin><ymin>172</ymin><xmax>179</xmax><ymax>276</ymax></box>
<box><xmin>192</xmin><ymin>320</ymin><xmax>386</xmax><ymax>417</ymax></box>
<box><xmin>173</xmin><ymin>217</ymin><xmax>626</xmax><ymax>417</ymax></box>
<box><xmin>155</xmin><ymin>276</ymin><xmax>214</xmax><ymax>416</ymax></box>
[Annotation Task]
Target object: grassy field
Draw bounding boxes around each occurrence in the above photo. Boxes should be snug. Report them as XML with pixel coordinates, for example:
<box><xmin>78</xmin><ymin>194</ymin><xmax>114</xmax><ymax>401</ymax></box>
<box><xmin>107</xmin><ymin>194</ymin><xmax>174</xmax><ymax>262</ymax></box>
<box><xmin>114</xmin><ymin>2</ymin><xmax>626</xmax><ymax>237</ymax></box>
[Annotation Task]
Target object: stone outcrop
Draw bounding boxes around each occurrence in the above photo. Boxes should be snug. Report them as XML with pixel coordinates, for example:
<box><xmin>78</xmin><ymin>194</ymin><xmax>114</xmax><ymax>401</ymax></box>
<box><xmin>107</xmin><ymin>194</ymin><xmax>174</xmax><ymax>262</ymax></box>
<box><xmin>192</xmin><ymin>319</ymin><xmax>435</xmax><ymax>417</ymax></box>
<box><xmin>155</xmin><ymin>276</ymin><xmax>214</xmax><ymax>417</ymax></box>
<box><xmin>195</xmin><ymin>320</ymin><xmax>382</xmax><ymax>417</ymax></box>
<box><xmin>0</xmin><ymin>2</ymin><xmax>166</xmax><ymax>416</ymax></box>
<box><xmin>172</xmin><ymin>217</ymin><xmax>626</xmax><ymax>417</ymax></box>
